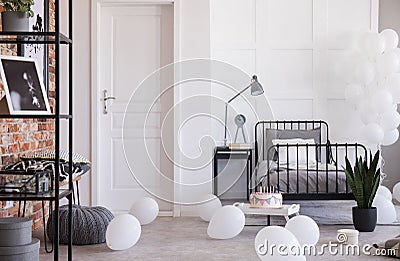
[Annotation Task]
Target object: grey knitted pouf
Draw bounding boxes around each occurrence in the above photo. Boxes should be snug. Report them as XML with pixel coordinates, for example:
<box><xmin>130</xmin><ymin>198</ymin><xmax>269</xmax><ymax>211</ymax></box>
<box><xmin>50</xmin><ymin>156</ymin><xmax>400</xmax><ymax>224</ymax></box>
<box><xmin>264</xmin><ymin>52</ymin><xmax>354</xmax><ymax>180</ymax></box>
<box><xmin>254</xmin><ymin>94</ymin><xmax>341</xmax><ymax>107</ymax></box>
<box><xmin>47</xmin><ymin>205</ymin><xmax>114</xmax><ymax>245</ymax></box>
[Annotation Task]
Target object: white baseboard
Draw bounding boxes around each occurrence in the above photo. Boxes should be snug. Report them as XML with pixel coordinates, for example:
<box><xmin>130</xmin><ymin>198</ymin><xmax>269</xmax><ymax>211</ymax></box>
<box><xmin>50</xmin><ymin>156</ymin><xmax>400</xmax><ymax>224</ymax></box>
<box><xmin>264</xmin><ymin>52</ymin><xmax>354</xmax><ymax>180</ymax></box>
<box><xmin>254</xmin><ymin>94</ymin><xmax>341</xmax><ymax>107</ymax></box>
<box><xmin>159</xmin><ymin>211</ymin><xmax>173</xmax><ymax>217</ymax></box>
<box><xmin>180</xmin><ymin>205</ymin><xmax>199</xmax><ymax>217</ymax></box>
<box><xmin>111</xmin><ymin>210</ymin><xmax>174</xmax><ymax>217</ymax></box>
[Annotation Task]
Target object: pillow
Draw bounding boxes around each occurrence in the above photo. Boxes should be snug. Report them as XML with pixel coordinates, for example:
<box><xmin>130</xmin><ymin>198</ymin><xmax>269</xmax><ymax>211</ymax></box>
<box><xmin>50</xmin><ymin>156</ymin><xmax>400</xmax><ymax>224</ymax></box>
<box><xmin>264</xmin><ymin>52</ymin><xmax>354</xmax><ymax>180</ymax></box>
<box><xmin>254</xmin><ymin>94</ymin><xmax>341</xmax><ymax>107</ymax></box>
<box><xmin>22</xmin><ymin>150</ymin><xmax>90</xmax><ymax>164</ymax></box>
<box><xmin>272</xmin><ymin>138</ymin><xmax>317</xmax><ymax>165</ymax></box>
<box><xmin>4</xmin><ymin>159</ymin><xmax>90</xmax><ymax>182</ymax></box>
<box><xmin>265</xmin><ymin>128</ymin><xmax>322</xmax><ymax>161</ymax></box>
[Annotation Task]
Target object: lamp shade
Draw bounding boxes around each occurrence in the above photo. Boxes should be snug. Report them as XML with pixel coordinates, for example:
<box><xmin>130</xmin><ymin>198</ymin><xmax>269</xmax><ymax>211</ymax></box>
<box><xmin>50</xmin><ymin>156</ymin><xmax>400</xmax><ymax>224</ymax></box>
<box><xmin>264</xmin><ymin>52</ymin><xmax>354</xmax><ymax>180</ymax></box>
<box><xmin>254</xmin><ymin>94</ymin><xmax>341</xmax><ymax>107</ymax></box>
<box><xmin>250</xmin><ymin>75</ymin><xmax>264</xmax><ymax>96</ymax></box>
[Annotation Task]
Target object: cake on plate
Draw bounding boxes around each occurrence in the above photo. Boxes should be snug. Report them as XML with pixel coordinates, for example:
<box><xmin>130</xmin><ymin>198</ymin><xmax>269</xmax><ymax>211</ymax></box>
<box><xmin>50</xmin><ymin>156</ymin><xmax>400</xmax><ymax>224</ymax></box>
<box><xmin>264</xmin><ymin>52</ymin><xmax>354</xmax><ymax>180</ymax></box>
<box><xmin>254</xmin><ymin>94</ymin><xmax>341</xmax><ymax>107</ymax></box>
<box><xmin>250</xmin><ymin>192</ymin><xmax>283</xmax><ymax>208</ymax></box>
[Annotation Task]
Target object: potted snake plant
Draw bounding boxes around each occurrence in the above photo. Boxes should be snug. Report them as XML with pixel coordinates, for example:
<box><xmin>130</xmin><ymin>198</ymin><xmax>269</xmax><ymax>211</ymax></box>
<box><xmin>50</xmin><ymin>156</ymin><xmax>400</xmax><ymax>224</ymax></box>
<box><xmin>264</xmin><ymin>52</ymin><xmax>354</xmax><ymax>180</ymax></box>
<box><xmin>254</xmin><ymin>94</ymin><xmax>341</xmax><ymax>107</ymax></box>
<box><xmin>0</xmin><ymin>0</ymin><xmax>34</xmax><ymax>32</ymax></box>
<box><xmin>345</xmin><ymin>150</ymin><xmax>380</xmax><ymax>232</ymax></box>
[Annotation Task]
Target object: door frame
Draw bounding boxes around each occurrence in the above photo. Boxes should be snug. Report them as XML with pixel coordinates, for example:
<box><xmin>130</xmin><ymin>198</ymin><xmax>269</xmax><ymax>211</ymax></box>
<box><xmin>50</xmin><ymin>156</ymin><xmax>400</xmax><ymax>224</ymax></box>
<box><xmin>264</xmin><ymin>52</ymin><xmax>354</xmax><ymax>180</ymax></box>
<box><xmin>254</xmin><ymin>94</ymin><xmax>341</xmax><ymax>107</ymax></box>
<box><xmin>91</xmin><ymin>0</ymin><xmax>182</xmax><ymax>216</ymax></box>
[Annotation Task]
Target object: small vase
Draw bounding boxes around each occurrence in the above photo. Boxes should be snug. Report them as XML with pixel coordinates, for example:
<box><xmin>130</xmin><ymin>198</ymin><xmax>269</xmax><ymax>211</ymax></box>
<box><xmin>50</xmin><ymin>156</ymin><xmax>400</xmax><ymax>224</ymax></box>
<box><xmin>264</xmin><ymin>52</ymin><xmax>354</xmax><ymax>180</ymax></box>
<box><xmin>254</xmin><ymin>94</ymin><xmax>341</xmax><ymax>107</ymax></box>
<box><xmin>352</xmin><ymin>207</ymin><xmax>377</xmax><ymax>232</ymax></box>
<box><xmin>1</xmin><ymin>11</ymin><xmax>29</xmax><ymax>32</ymax></box>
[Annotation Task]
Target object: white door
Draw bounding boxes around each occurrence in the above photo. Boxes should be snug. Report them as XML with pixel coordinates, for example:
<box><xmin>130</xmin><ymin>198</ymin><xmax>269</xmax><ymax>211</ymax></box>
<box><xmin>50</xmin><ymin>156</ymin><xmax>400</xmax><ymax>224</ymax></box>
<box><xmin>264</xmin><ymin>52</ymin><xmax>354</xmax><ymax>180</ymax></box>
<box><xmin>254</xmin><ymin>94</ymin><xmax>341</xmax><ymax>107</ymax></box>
<box><xmin>94</xmin><ymin>3</ymin><xmax>174</xmax><ymax>214</ymax></box>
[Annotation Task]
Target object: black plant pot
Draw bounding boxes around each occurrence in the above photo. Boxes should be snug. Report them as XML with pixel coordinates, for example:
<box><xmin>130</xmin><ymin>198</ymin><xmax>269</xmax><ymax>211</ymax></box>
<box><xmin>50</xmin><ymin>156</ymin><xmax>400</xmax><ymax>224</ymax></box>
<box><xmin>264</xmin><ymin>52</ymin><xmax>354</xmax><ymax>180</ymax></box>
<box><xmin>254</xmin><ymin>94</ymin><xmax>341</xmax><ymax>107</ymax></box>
<box><xmin>1</xmin><ymin>11</ymin><xmax>29</xmax><ymax>32</ymax></box>
<box><xmin>352</xmin><ymin>207</ymin><xmax>377</xmax><ymax>232</ymax></box>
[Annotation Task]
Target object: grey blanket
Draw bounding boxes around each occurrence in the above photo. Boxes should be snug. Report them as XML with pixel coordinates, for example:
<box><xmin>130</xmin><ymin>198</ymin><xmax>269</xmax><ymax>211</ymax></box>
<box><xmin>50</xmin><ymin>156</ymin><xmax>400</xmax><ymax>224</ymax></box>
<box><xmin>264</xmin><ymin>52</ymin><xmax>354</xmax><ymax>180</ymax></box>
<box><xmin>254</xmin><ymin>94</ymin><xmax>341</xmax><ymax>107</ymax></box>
<box><xmin>257</xmin><ymin>160</ymin><xmax>349</xmax><ymax>193</ymax></box>
<box><xmin>374</xmin><ymin>236</ymin><xmax>400</xmax><ymax>258</ymax></box>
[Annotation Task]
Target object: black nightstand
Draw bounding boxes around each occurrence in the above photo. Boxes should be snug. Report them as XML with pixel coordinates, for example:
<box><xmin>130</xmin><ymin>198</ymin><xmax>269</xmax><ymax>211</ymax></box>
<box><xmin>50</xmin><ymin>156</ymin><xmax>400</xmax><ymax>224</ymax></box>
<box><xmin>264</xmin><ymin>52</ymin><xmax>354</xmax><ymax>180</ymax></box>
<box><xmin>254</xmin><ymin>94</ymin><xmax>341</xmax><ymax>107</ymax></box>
<box><xmin>213</xmin><ymin>146</ymin><xmax>253</xmax><ymax>200</ymax></box>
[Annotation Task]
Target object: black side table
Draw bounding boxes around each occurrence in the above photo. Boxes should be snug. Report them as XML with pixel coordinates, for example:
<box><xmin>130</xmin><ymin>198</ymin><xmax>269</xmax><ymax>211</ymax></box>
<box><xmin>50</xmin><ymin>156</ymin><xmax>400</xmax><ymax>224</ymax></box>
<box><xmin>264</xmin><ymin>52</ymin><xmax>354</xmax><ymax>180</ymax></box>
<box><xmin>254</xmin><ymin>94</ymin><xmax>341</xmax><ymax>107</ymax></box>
<box><xmin>213</xmin><ymin>146</ymin><xmax>253</xmax><ymax>200</ymax></box>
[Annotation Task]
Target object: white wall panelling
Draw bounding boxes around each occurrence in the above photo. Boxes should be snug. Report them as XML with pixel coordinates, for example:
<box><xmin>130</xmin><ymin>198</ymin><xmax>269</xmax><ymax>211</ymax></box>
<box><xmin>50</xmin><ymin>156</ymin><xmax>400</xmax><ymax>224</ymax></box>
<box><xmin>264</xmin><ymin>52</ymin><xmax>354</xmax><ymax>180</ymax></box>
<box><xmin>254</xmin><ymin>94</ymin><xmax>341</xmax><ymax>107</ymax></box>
<box><xmin>211</xmin><ymin>0</ymin><xmax>379</xmax><ymax>141</ymax></box>
<box><xmin>210</xmin><ymin>0</ymin><xmax>378</xmax><ymax>202</ymax></box>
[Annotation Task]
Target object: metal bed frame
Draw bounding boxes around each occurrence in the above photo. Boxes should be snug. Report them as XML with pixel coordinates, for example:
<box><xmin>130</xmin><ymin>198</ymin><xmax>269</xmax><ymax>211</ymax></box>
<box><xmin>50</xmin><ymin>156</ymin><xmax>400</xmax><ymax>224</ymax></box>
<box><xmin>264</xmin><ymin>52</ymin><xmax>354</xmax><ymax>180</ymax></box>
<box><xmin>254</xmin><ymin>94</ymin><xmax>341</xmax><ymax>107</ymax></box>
<box><xmin>254</xmin><ymin>120</ymin><xmax>367</xmax><ymax>200</ymax></box>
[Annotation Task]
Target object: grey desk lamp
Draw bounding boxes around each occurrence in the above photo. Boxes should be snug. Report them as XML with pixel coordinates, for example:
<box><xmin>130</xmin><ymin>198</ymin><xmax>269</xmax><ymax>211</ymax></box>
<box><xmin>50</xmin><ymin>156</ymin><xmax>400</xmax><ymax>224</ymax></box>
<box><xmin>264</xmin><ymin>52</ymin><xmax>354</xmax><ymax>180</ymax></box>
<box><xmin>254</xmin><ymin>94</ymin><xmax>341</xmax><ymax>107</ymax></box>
<box><xmin>223</xmin><ymin>75</ymin><xmax>264</xmax><ymax>147</ymax></box>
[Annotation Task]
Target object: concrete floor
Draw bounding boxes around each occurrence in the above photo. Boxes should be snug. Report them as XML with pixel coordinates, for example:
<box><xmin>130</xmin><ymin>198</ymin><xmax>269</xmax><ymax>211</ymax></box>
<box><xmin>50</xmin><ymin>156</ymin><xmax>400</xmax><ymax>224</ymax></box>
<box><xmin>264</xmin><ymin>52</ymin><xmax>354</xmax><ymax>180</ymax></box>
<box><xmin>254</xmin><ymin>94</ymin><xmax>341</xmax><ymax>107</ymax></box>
<box><xmin>34</xmin><ymin>217</ymin><xmax>399</xmax><ymax>261</ymax></box>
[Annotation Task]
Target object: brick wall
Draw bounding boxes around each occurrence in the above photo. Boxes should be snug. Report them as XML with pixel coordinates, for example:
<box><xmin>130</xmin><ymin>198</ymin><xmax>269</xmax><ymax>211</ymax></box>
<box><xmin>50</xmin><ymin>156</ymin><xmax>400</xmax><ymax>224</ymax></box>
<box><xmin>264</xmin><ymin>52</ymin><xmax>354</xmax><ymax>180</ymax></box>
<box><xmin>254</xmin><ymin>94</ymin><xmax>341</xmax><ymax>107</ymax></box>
<box><xmin>0</xmin><ymin>2</ymin><xmax>56</xmax><ymax>230</ymax></box>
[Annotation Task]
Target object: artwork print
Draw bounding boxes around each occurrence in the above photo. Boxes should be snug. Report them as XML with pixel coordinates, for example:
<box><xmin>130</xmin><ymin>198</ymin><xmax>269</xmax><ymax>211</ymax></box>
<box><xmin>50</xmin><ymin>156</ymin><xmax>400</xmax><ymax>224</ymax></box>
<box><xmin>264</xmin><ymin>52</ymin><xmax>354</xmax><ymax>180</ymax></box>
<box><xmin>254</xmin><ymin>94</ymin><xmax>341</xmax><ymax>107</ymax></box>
<box><xmin>0</xmin><ymin>56</ymin><xmax>51</xmax><ymax>114</ymax></box>
<box><xmin>24</xmin><ymin>0</ymin><xmax>49</xmax><ymax>90</ymax></box>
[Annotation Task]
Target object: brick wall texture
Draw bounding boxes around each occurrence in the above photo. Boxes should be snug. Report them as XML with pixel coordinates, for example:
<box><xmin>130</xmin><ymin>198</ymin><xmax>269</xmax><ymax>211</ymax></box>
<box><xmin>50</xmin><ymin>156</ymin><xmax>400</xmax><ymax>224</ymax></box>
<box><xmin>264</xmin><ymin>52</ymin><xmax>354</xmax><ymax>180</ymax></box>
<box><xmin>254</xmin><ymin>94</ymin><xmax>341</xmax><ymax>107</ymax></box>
<box><xmin>0</xmin><ymin>1</ymin><xmax>56</xmax><ymax>230</ymax></box>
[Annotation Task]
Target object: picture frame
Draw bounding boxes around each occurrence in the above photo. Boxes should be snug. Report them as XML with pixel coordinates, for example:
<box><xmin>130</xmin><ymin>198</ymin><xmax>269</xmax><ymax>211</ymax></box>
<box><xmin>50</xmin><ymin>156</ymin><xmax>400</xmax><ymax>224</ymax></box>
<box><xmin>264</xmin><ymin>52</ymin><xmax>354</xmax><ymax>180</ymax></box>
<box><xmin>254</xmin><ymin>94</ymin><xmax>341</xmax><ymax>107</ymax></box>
<box><xmin>20</xmin><ymin>0</ymin><xmax>50</xmax><ymax>92</ymax></box>
<box><xmin>0</xmin><ymin>56</ymin><xmax>51</xmax><ymax>115</ymax></box>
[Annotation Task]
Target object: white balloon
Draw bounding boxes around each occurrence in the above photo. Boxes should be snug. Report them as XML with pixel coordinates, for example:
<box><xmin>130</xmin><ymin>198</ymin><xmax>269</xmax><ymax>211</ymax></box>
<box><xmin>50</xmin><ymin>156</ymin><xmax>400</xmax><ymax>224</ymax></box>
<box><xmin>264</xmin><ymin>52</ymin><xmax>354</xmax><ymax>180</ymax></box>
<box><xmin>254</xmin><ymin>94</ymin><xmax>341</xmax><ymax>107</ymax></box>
<box><xmin>385</xmin><ymin>73</ymin><xmax>400</xmax><ymax>88</ymax></box>
<box><xmin>353</xmin><ymin>61</ymin><xmax>376</xmax><ymax>85</ymax></box>
<box><xmin>380</xmin><ymin>110</ymin><xmax>400</xmax><ymax>131</ymax></box>
<box><xmin>381</xmin><ymin>29</ymin><xmax>399</xmax><ymax>51</ymax></box>
<box><xmin>358</xmin><ymin>100</ymin><xmax>379</xmax><ymax>124</ymax></box>
<box><xmin>377</xmin><ymin>186</ymin><xmax>393</xmax><ymax>201</ymax></box>
<box><xmin>385</xmin><ymin>74</ymin><xmax>400</xmax><ymax>103</ymax></box>
<box><xmin>388</xmin><ymin>86</ymin><xmax>400</xmax><ymax>104</ymax></box>
<box><xmin>207</xmin><ymin>205</ymin><xmax>245</xmax><ymax>239</ymax></box>
<box><xmin>372</xmin><ymin>194</ymin><xmax>397</xmax><ymax>224</ymax></box>
<box><xmin>378</xmin><ymin>51</ymin><xmax>400</xmax><ymax>79</ymax></box>
<box><xmin>106</xmin><ymin>214</ymin><xmax>141</xmax><ymax>251</ymax></box>
<box><xmin>285</xmin><ymin>215</ymin><xmax>320</xmax><ymax>246</ymax></box>
<box><xmin>255</xmin><ymin>226</ymin><xmax>305</xmax><ymax>261</ymax></box>
<box><xmin>362</xmin><ymin>123</ymin><xmax>384</xmax><ymax>144</ymax></box>
<box><xmin>197</xmin><ymin>194</ymin><xmax>222</xmax><ymax>222</ymax></box>
<box><xmin>344</xmin><ymin>84</ymin><xmax>364</xmax><ymax>105</ymax></box>
<box><xmin>393</xmin><ymin>182</ymin><xmax>400</xmax><ymax>202</ymax></box>
<box><xmin>360</xmin><ymin>32</ymin><xmax>386</xmax><ymax>59</ymax></box>
<box><xmin>129</xmin><ymin>197</ymin><xmax>159</xmax><ymax>225</ymax></box>
<box><xmin>382</xmin><ymin>129</ymin><xmax>399</xmax><ymax>146</ymax></box>
<box><xmin>372</xmin><ymin>90</ymin><xmax>394</xmax><ymax>114</ymax></box>
<box><xmin>393</xmin><ymin>48</ymin><xmax>400</xmax><ymax>72</ymax></box>
<box><xmin>343</xmin><ymin>51</ymin><xmax>366</xmax><ymax>83</ymax></box>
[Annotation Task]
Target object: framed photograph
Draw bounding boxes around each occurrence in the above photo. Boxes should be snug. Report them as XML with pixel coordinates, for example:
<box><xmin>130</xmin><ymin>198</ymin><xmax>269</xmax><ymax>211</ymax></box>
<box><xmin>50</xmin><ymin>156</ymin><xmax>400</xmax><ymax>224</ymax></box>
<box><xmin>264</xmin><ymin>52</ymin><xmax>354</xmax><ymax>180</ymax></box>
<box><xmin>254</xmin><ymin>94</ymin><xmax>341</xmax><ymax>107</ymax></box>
<box><xmin>0</xmin><ymin>56</ymin><xmax>51</xmax><ymax>115</ymax></box>
<box><xmin>20</xmin><ymin>0</ymin><xmax>50</xmax><ymax>92</ymax></box>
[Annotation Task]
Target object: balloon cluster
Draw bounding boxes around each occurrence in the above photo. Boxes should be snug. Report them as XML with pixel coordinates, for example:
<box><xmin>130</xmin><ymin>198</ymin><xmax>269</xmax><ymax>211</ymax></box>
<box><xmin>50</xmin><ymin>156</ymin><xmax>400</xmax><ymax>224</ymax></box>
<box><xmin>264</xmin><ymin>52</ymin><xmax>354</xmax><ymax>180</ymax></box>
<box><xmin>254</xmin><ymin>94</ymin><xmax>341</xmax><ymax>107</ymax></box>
<box><xmin>106</xmin><ymin>197</ymin><xmax>160</xmax><ymax>251</ymax></box>
<box><xmin>344</xmin><ymin>29</ymin><xmax>400</xmax><ymax>146</ymax></box>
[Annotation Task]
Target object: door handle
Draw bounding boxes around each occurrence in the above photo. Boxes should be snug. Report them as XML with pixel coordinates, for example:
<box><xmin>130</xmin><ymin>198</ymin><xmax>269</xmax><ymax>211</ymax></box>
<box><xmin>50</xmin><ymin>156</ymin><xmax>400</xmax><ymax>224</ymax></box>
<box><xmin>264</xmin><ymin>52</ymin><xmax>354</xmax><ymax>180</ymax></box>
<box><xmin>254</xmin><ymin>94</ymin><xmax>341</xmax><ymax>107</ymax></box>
<box><xmin>102</xmin><ymin>89</ymin><xmax>116</xmax><ymax>114</ymax></box>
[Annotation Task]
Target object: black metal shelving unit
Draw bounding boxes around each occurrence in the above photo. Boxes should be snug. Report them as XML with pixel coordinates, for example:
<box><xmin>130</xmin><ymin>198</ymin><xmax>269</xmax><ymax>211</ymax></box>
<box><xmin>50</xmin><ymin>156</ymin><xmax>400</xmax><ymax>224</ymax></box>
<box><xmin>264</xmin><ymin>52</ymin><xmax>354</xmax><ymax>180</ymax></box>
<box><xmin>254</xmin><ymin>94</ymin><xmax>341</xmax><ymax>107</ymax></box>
<box><xmin>0</xmin><ymin>0</ymin><xmax>73</xmax><ymax>260</ymax></box>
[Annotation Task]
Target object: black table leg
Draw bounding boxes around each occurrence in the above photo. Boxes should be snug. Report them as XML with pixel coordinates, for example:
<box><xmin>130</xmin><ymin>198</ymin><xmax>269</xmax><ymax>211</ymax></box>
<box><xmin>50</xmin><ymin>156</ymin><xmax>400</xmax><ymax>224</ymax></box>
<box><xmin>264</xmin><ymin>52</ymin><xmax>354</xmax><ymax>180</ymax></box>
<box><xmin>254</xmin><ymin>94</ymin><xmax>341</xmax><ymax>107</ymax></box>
<box><xmin>43</xmin><ymin>200</ymin><xmax>54</xmax><ymax>253</ymax></box>
<box><xmin>247</xmin><ymin>152</ymin><xmax>250</xmax><ymax>200</ymax></box>
<box><xmin>22</xmin><ymin>200</ymin><xmax>26</xmax><ymax>217</ymax></box>
<box><xmin>213</xmin><ymin>151</ymin><xmax>218</xmax><ymax>196</ymax></box>
<box><xmin>17</xmin><ymin>200</ymin><xmax>21</xmax><ymax>217</ymax></box>
<box><xmin>250</xmin><ymin>150</ymin><xmax>253</xmax><ymax>197</ymax></box>
<box><xmin>76</xmin><ymin>180</ymin><xmax>81</xmax><ymax>206</ymax></box>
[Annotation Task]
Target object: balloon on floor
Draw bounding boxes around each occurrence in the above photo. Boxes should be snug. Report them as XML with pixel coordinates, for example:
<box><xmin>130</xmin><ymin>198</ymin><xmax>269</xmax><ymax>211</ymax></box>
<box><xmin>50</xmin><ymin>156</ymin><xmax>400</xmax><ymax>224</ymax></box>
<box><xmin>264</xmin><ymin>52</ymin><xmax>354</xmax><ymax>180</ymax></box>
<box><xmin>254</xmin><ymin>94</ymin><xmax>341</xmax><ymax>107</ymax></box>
<box><xmin>393</xmin><ymin>182</ymin><xmax>400</xmax><ymax>202</ymax></box>
<box><xmin>106</xmin><ymin>214</ymin><xmax>141</xmax><ymax>250</ymax></box>
<box><xmin>198</xmin><ymin>194</ymin><xmax>222</xmax><ymax>222</ymax></box>
<box><xmin>254</xmin><ymin>226</ymin><xmax>306</xmax><ymax>260</ymax></box>
<box><xmin>285</xmin><ymin>215</ymin><xmax>320</xmax><ymax>246</ymax></box>
<box><xmin>129</xmin><ymin>197</ymin><xmax>159</xmax><ymax>225</ymax></box>
<box><xmin>207</xmin><ymin>205</ymin><xmax>245</xmax><ymax>239</ymax></box>
<box><xmin>377</xmin><ymin>185</ymin><xmax>393</xmax><ymax>201</ymax></box>
<box><xmin>373</xmin><ymin>194</ymin><xmax>397</xmax><ymax>224</ymax></box>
